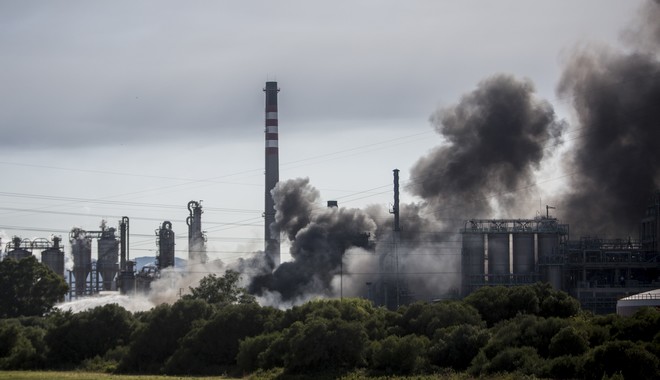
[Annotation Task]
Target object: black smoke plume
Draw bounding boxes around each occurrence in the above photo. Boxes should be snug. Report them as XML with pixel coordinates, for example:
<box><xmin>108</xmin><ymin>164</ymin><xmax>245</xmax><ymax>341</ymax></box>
<box><xmin>557</xmin><ymin>0</ymin><xmax>660</xmax><ymax>236</ymax></box>
<box><xmin>409</xmin><ymin>74</ymin><xmax>565</xmax><ymax>220</ymax></box>
<box><xmin>249</xmin><ymin>178</ymin><xmax>377</xmax><ymax>302</ymax></box>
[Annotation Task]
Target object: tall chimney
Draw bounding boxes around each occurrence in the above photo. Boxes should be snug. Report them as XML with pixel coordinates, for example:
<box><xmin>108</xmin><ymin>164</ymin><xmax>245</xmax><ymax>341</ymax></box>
<box><xmin>264</xmin><ymin>81</ymin><xmax>281</xmax><ymax>267</ymax></box>
<box><xmin>393</xmin><ymin>169</ymin><xmax>400</xmax><ymax>232</ymax></box>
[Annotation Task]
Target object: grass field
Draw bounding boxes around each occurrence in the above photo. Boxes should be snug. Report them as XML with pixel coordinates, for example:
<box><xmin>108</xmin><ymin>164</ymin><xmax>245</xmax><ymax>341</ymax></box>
<box><xmin>0</xmin><ymin>370</ymin><xmax>518</xmax><ymax>380</ymax></box>
<box><xmin>0</xmin><ymin>372</ymin><xmax>236</xmax><ymax>380</ymax></box>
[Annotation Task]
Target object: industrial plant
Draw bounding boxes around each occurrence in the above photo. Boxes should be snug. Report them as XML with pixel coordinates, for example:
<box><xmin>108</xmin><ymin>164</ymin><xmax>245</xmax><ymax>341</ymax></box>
<box><xmin>1</xmin><ymin>81</ymin><xmax>658</xmax><ymax>315</ymax></box>
<box><xmin>460</xmin><ymin>197</ymin><xmax>660</xmax><ymax>314</ymax></box>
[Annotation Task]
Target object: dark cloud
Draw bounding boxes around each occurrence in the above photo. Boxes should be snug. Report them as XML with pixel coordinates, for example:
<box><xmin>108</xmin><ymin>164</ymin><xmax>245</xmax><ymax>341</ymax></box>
<box><xmin>0</xmin><ymin>1</ymin><xmax>633</xmax><ymax>149</ymax></box>
<box><xmin>250</xmin><ymin>179</ymin><xmax>377</xmax><ymax>301</ymax></box>
<box><xmin>557</xmin><ymin>0</ymin><xmax>660</xmax><ymax>237</ymax></box>
<box><xmin>409</xmin><ymin>74</ymin><xmax>565</xmax><ymax>220</ymax></box>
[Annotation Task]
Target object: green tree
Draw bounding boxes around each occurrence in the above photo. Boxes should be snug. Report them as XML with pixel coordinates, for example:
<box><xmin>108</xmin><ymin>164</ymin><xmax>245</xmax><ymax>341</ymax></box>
<box><xmin>0</xmin><ymin>318</ymin><xmax>49</xmax><ymax>370</ymax></box>
<box><xmin>164</xmin><ymin>303</ymin><xmax>283</xmax><ymax>374</ymax></box>
<box><xmin>0</xmin><ymin>256</ymin><xmax>68</xmax><ymax>318</ymax></box>
<box><xmin>397</xmin><ymin>300</ymin><xmax>484</xmax><ymax>338</ymax></box>
<box><xmin>45</xmin><ymin>304</ymin><xmax>135</xmax><ymax>367</ymax></box>
<box><xmin>282</xmin><ymin>317</ymin><xmax>369</xmax><ymax>373</ymax></box>
<box><xmin>183</xmin><ymin>270</ymin><xmax>255</xmax><ymax>306</ymax></box>
<box><xmin>236</xmin><ymin>332</ymin><xmax>283</xmax><ymax>372</ymax></box>
<box><xmin>370</xmin><ymin>334</ymin><xmax>430</xmax><ymax>373</ymax></box>
<box><xmin>583</xmin><ymin>340</ymin><xmax>660</xmax><ymax>380</ymax></box>
<box><xmin>463</xmin><ymin>286</ymin><xmax>515</xmax><ymax>326</ymax></box>
<box><xmin>548</xmin><ymin>325</ymin><xmax>589</xmax><ymax>358</ymax></box>
<box><xmin>531</xmin><ymin>282</ymin><xmax>580</xmax><ymax>318</ymax></box>
<box><xmin>117</xmin><ymin>298</ymin><xmax>213</xmax><ymax>373</ymax></box>
<box><xmin>429</xmin><ymin>324</ymin><xmax>490</xmax><ymax>370</ymax></box>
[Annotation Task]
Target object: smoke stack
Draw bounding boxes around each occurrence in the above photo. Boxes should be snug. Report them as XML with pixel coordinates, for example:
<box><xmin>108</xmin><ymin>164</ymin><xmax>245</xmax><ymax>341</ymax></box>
<box><xmin>327</xmin><ymin>200</ymin><xmax>338</xmax><ymax>208</ymax></box>
<box><xmin>392</xmin><ymin>169</ymin><xmax>400</xmax><ymax>232</ymax></box>
<box><xmin>264</xmin><ymin>81</ymin><xmax>281</xmax><ymax>267</ymax></box>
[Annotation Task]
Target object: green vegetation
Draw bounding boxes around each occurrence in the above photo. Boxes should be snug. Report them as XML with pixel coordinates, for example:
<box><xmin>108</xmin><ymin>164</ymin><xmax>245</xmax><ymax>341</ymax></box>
<box><xmin>0</xmin><ymin>256</ymin><xmax>68</xmax><ymax>318</ymax></box>
<box><xmin>0</xmin><ymin>269</ymin><xmax>658</xmax><ymax>379</ymax></box>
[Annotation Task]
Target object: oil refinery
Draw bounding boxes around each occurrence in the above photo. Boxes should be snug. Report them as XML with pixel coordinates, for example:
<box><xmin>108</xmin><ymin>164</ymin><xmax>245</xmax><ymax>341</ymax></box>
<box><xmin>1</xmin><ymin>81</ymin><xmax>658</xmax><ymax>315</ymax></box>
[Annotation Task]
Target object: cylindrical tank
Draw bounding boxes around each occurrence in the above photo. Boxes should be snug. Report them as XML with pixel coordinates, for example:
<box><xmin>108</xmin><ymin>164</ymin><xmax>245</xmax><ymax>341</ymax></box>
<box><xmin>118</xmin><ymin>260</ymin><xmax>136</xmax><ymax>295</ymax></box>
<box><xmin>41</xmin><ymin>237</ymin><xmax>65</xmax><ymax>278</ymax></box>
<box><xmin>462</xmin><ymin>232</ymin><xmax>485</xmax><ymax>295</ymax></box>
<box><xmin>538</xmin><ymin>233</ymin><xmax>559</xmax><ymax>259</ymax></box>
<box><xmin>488</xmin><ymin>233</ymin><xmax>509</xmax><ymax>277</ymax></box>
<box><xmin>512</xmin><ymin>233</ymin><xmax>535</xmax><ymax>274</ymax></box>
<box><xmin>539</xmin><ymin>232</ymin><xmax>561</xmax><ymax>289</ymax></box>
<box><xmin>70</xmin><ymin>230</ymin><xmax>92</xmax><ymax>295</ymax></box>
<box><xmin>6</xmin><ymin>237</ymin><xmax>32</xmax><ymax>260</ymax></box>
<box><xmin>546</xmin><ymin>266</ymin><xmax>562</xmax><ymax>289</ymax></box>
<box><xmin>97</xmin><ymin>228</ymin><xmax>119</xmax><ymax>291</ymax></box>
<box><xmin>157</xmin><ymin>221</ymin><xmax>175</xmax><ymax>269</ymax></box>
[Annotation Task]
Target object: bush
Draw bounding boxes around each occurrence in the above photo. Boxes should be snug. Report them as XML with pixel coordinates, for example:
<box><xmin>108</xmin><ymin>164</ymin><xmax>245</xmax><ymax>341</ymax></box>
<box><xmin>164</xmin><ymin>303</ymin><xmax>282</xmax><ymax>374</ymax></box>
<box><xmin>483</xmin><ymin>346</ymin><xmax>543</xmax><ymax>376</ymax></box>
<box><xmin>117</xmin><ymin>298</ymin><xmax>213</xmax><ymax>373</ymax></box>
<box><xmin>45</xmin><ymin>304</ymin><xmax>135</xmax><ymax>367</ymax></box>
<box><xmin>0</xmin><ymin>319</ymin><xmax>48</xmax><ymax>370</ymax></box>
<box><xmin>369</xmin><ymin>334</ymin><xmax>430</xmax><ymax>374</ymax></box>
<box><xmin>283</xmin><ymin>317</ymin><xmax>369</xmax><ymax>373</ymax></box>
<box><xmin>583</xmin><ymin>340</ymin><xmax>660</xmax><ymax>380</ymax></box>
<box><xmin>236</xmin><ymin>332</ymin><xmax>283</xmax><ymax>372</ymax></box>
<box><xmin>397</xmin><ymin>301</ymin><xmax>484</xmax><ymax>338</ymax></box>
<box><xmin>429</xmin><ymin>324</ymin><xmax>489</xmax><ymax>370</ymax></box>
<box><xmin>548</xmin><ymin>325</ymin><xmax>589</xmax><ymax>357</ymax></box>
<box><xmin>542</xmin><ymin>354</ymin><xmax>583</xmax><ymax>379</ymax></box>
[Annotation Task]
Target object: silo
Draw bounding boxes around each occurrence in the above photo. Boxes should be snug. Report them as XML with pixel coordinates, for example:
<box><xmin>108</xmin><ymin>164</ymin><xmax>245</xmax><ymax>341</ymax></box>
<box><xmin>70</xmin><ymin>229</ymin><xmax>92</xmax><ymax>295</ymax></box>
<box><xmin>41</xmin><ymin>236</ymin><xmax>65</xmax><ymax>278</ymax></box>
<box><xmin>512</xmin><ymin>233</ymin><xmax>535</xmax><ymax>274</ymax></box>
<box><xmin>97</xmin><ymin>228</ymin><xmax>119</xmax><ymax>291</ymax></box>
<box><xmin>462</xmin><ymin>232</ymin><xmax>485</xmax><ymax>295</ymax></box>
<box><xmin>488</xmin><ymin>233</ymin><xmax>509</xmax><ymax>279</ymax></box>
<box><xmin>538</xmin><ymin>233</ymin><xmax>559</xmax><ymax>258</ymax></box>
<box><xmin>538</xmin><ymin>232</ymin><xmax>562</xmax><ymax>288</ymax></box>
<box><xmin>6</xmin><ymin>237</ymin><xmax>31</xmax><ymax>260</ymax></box>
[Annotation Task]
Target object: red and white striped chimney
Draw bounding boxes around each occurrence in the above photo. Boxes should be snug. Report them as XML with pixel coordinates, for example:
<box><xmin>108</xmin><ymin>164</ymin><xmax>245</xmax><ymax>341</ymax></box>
<box><xmin>264</xmin><ymin>81</ymin><xmax>280</xmax><ymax>267</ymax></box>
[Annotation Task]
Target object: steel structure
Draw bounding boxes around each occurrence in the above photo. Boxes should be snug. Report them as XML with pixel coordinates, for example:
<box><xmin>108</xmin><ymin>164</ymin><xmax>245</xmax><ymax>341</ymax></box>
<box><xmin>118</xmin><ymin>216</ymin><xmax>135</xmax><ymax>294</ymax></box>
<box><xmin>563</xmin><ymin>237</ymin><xmax>659</xmax><ymax>314</ymax></box>
<box><xmin>187</xmin><ymin>200</ymin><xmax>207</xmax><ymax>263</ymax></box>
<box><xmin>69</xmin><ymin>221</ymin><xmax>120</xmax><ymax>295</ymax></box>
<box><xmin>264</xmin><ymin>81</ymin><xmax>281</xmax><ymax>267</ymax></box>
<box><xmin>35</xmin><ymin>236</ymin><xmax>65</xmax><ymax>278</ymax></box>
<box><xmin>5</xmin><ymin>236</ymin><xmax>32</xmax><ymax>261</ymax></box>
<box><xmin>156</xmin><ymin>220</ymin><xmax>175</xmax><ymax>269</ymax></box>
<box><xmin>460</xmin><ymin>196</ymin><xmax>660</xmax><ymax>314</ymax></box>
<box><xmin>460</xmin><ymin>217</ymin><xmax>569</xmax><ymax>296</ymax></box>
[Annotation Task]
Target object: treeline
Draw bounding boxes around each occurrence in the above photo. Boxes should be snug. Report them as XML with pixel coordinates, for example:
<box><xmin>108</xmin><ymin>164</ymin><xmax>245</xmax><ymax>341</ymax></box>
<box><xmin>1</xmin><ymin>274</ymin><xmax>659</xmax><ymax>379</ymax></box>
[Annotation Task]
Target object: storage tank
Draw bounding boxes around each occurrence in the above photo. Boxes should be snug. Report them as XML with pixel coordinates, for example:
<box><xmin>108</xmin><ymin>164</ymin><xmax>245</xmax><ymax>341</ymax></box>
<box><xmin>538</xmin><ymin>233</ymin><xmax>559</xmax><ymax>258</ymax></box>
<box><xmin>512</xmin><ymin>233</ymin><xmax>535</xmax><ymax>274</ymax></box>
<box><xmin>461</xmin><ymin>232</ymin><xmax>485</xmax><ymax>295</ymax></box>
<box><xmin>118</xmin><ymin>260</ymin><xmax>136</xmax><ymax>295</ymax></box>
<box><xmin>41</xmin><ymin>236</ymin><xmax>65</xmax><ymax>278</ymax></box>
<box><xmin>97</xmin><ymin>227</ymin><xmax>119</xmax><ymax>291</ymax></box>
<box><xmin>157</xmin><ymin>221</ymin><xmax>175</xmax><ymax>269</ymax></box>
<box><xmin>70</xmin><ymin>228</ymin><xmax>92</xmax><ymax>296</ymax></box>
<box><xmin>488</xmin><ymin>233</ymin><xmax>509</xmax><ymax>279</ymax></box>
<box><xmin>6</xmin><ymin>237</ymin><xmax>32</xmax><ymax>260</ymax></box>
<box><xmin>538</xmin><ymin>232</ymin><xmax>562</xmax><ymax>288</ymax></box>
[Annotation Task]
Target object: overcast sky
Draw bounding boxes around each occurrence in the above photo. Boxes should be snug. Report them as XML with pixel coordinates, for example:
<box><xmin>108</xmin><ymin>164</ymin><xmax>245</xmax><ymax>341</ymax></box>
<box><xmin>0</xmin><ymin>0</ymin><xmax>644</xmax><ymax>263</ymax></box>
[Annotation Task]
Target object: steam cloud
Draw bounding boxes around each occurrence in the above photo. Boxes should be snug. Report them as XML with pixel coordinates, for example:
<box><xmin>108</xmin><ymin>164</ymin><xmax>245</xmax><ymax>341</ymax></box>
<box><xmin>557</xmin><ymin>0</ymin><xmax>660</xmax><ymax>236</ymax></box>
